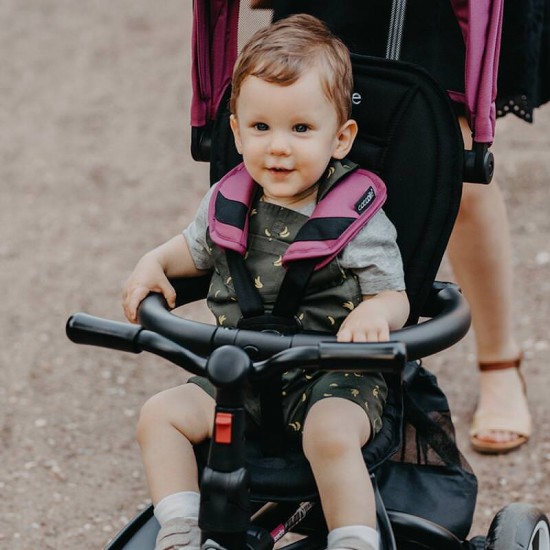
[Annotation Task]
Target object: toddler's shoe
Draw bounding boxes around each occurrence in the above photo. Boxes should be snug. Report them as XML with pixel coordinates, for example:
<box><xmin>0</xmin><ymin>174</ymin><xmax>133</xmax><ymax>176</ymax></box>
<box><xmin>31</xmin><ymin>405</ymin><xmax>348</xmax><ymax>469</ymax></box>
<box><xmin>155</xmin><ymin>517</ymin><xmax>200</xmax><ymax>550</ymax></box>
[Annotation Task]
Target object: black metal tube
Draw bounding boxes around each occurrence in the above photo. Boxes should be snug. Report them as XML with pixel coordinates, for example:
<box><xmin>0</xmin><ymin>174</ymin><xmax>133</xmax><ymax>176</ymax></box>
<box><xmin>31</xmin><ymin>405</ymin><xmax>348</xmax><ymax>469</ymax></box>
<box><xmin>137</xmin><ymin>281</ymin><xmax>471</xmax><ymax>361</ymax></box>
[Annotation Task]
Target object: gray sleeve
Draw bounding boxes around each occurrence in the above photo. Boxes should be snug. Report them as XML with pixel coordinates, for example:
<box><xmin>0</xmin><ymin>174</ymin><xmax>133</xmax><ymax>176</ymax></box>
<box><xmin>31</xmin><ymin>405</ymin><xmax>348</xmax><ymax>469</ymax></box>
<box><xmin>182</xmin><ymin>185</ymin><xmax>216</xmax><ymax>271</ymax></box>
<box><xmin>339</xmin><ymin>209</ymin><xmax>406</xmax><ymax>295</ymax></box>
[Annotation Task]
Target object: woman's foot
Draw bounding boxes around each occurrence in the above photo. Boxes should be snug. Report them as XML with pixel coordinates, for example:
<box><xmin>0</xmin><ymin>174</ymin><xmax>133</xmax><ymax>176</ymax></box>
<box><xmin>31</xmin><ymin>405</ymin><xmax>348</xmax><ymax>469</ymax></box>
<box><xmin>470</xmin><ymin>357</ymin><xmax>532</xmax><ymax>454</ymax></box>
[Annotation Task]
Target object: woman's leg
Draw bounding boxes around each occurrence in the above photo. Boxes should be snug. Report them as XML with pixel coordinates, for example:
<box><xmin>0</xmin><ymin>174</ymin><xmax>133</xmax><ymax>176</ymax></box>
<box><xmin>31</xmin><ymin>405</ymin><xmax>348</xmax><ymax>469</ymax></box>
<box><xmin>136</xmin><ymin>383</ymin><xmax>215</xmax><ymax>504</ymax></box>
<box><xmin>446</xmin><ymin>118</ymin><xmax>531</xmax><ymax>448</ymax></box>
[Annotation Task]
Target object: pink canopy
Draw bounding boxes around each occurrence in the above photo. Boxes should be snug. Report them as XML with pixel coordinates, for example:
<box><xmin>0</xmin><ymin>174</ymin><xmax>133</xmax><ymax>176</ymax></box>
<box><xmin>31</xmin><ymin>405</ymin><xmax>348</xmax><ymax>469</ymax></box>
<box><xmin>449</xmin><ymin>0</ymin><xmax>504</xmax><ymax>144</ymax></box>
<box><xmin>191</xmin><ymin>0</ymin><xmax>504</xmax><ymax>145</ymax></box>
<box><xmin>191</xmin><ymin>0</ymin><xmax>239</xmax><ymax>128</ymax></box>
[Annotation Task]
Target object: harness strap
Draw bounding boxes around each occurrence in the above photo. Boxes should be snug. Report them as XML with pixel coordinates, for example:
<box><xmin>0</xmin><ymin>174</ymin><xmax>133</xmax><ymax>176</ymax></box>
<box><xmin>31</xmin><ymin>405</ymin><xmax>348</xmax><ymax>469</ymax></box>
<box><xmin>258</xmin><ymin>376</ymin><xmax>285</xmax><ymax>456</ymax></box>
<box><xmin>225</xmin><ymin>251</ymin><xmax>306</xmax><ymax>456</ymax></box>
<box><xmin>271</xmin><ymin>259</ymin><xmax>316</xmax><ymax>319</ymax></box>
<box><xmin>227</xmin><ymin>250</ymin><xmax>314</xmax><ymax>333</ymax></box>
<box><xmin>208</xmin><ymin>161</ymin><xmax>387</xmax><ymax>271</ymax></box>
<box><xmin>211</xmin><ymin>160</ymin><xmax>387</xmax><ymax>330</ymax></box>
<box><xmin>226</xmin><ymin>249</ymin><xmax>265</xmax><ymax>319</ymax></box>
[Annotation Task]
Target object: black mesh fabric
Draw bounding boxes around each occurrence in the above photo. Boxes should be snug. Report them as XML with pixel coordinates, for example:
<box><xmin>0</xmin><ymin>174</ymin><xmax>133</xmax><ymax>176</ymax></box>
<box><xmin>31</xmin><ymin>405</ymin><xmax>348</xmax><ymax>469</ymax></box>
<box><xmin>376</xmin><ymin>362</ymin><xmax>477</xmax><ymax>540</ymax></box>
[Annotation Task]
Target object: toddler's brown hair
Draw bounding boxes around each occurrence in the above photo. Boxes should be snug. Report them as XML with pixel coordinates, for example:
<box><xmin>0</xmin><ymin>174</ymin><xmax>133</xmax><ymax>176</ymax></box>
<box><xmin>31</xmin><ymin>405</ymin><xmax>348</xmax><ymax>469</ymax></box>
<box><xmin>230</xmin><ymin>14</ymin><xmax>353</xmax><ymax>125</ymax></box>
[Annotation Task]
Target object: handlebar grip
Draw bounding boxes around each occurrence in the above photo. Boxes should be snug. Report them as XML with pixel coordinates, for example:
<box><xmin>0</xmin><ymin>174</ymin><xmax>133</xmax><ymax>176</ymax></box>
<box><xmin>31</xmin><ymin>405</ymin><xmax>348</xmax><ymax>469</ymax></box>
<box><xmin>66</xmin><ymin>313</ymin><xmax>143</xmax><ymax>354</ymax></box>
<box><xmin>318</xmin><ymin>342</ymin><xmax>407</xmax><ymax>374</ymax></box>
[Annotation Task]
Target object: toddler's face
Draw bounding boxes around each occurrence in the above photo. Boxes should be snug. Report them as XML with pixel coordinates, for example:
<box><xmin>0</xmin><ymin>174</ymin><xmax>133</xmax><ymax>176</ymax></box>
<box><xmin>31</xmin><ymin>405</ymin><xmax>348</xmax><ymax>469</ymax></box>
<box><xmin>230</xmin><ymin>70</ymin><xmax>356</xmax><ymax>209</ymax></box>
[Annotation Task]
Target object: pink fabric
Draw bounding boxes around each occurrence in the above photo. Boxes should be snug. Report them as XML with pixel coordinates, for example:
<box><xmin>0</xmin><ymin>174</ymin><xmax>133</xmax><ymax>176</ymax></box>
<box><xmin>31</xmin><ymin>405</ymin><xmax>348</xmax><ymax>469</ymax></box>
<box><xmin>450</xmin><ymin>0</ymin><xmax>504</xmax><ymax>144</ymax></box>
<box><xmin>207</xmin><ymin>163</ymin><xmax>255</xmax><ymax>255</ymax></box>
<box><xmin>208</xmin><ymin>164</ymin><xmax>387</xmax><ymax>271</ymax></box>
<box><xmin>191</xmin><ymin>0</ymin><xmax>504</xmax><ymax>144</ymax></box>
<box><xmin>191</xmin><ymin>0</ymin><xmax>239</xmax><ymax>127</ymax></box>
<box><xmin>208</xmin><ymin>220</ymin><xmax>249</xmax><ymax>253</ymax></box>
<box><xmin>282</xmin><ymin>169</ymin><xmax>387</xmax><ymax>269</ymax></box>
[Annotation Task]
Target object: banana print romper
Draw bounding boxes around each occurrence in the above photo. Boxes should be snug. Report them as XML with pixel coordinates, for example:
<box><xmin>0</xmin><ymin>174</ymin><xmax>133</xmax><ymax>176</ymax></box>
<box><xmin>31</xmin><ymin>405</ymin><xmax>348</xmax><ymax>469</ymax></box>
<box><xmin>186</xmin><ymin>161</ymin><xmax>405</xmax><ymax>440</ymax></box>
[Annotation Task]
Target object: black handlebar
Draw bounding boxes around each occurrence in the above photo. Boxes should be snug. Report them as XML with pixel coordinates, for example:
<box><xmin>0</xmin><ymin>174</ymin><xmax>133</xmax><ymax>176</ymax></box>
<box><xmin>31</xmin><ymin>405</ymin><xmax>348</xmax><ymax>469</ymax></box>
<box><xmin>136</xmin><ymin>280</ymin><xmax>470</xmax><ymax>361</ymax></box>
<box><xmin>66</xmin><ymin>280</ymin><xmax>470</xmax><ymax>378</ymax></box>
<box><xmin>66</xmin><ymin>316</ymin><xmax>407</xmax><ymax>379</ymax></box>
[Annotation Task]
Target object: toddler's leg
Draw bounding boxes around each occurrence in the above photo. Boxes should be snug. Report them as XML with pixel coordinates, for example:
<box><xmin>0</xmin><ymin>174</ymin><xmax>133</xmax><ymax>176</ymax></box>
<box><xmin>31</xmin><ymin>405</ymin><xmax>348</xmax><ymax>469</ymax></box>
<box><xmin>136</xmin><ymin>383</ymin><xmax>215</xmax><ymax>549</ymax></box>
<box><xmin>302</xmin><ymin>398</ymin><xmax>379</xmax><ymax>550</ymax></box>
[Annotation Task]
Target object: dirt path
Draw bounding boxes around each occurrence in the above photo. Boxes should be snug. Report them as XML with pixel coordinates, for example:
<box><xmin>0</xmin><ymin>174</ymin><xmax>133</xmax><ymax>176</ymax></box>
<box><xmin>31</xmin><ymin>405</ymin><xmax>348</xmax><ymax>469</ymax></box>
<box><xmin>1</xmin><ymin>2</ymin><xmax>549</xmax><ymax>548</ymax></box>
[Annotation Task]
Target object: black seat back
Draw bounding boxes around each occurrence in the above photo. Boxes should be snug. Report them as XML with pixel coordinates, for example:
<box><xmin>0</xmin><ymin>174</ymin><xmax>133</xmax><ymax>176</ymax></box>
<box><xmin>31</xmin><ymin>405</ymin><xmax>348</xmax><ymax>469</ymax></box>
<box><xmin>349</xmin><ymin>54</ymin><xmax>463</xmax><ymax>322</ymax></box>
<box><xmin>208</xmin><ymin>55</ymin><xmax>463</xmax><ymax>323</ymax></box>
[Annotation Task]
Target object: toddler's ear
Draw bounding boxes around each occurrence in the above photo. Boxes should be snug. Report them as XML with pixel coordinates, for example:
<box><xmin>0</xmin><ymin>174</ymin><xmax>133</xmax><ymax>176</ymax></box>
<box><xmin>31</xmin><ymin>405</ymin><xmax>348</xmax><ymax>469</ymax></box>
<box><xmin>333</xmin><ymin>119</ymin><xmax>358</xmax><ymax>160</ymax></box>
<box><xmin>229</xmin><ymin>115</ymin><xmax>243</xmax><ymax>154</ymax></box>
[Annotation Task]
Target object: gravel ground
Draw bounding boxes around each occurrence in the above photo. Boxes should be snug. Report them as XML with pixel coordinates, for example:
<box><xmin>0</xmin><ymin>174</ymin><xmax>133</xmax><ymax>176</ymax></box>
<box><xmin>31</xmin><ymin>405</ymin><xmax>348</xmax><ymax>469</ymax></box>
<box><xmin>1</xmin><ymin>2</ymin><xmax>549</xmax><ymax>548</ymax></box>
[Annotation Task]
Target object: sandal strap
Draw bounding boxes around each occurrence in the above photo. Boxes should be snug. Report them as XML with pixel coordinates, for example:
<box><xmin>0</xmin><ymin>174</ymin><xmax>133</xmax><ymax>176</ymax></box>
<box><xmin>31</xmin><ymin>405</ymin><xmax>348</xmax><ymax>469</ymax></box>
<box><xmin>470</xmin><ymin>411</ymin><xmax>532</xmax><ymax>438</ymax></box>
<box><xmin>479</xmin><ymin>353</ymin><xmax>527</xmax><ymax>394</ymax></box>
<box><xmin>478</xmin><ymin>354</ymin><xmax>522</xmax><ymax>372</ymax></box>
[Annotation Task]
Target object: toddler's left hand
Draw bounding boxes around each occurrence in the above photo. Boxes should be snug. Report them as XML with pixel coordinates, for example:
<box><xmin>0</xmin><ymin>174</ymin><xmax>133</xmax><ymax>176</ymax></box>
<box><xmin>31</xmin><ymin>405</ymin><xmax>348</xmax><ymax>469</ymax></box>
<box><xmin>337</xmin><ymin>298</ymin><xmax>391</xmax><ymax>342</ymax></box>
<box><xmin>336</xmin><ymin>290</ymin><xmax>409</xmax><ymax>342</ymax></box>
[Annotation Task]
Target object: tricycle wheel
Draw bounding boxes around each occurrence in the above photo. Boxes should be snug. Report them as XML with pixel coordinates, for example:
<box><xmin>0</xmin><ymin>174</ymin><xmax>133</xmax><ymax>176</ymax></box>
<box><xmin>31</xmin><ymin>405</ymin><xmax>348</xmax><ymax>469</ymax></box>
<box><xmin>485</xmin><ymin>503</ymin><xmax>549</xmax><ymax>550</ymax></box>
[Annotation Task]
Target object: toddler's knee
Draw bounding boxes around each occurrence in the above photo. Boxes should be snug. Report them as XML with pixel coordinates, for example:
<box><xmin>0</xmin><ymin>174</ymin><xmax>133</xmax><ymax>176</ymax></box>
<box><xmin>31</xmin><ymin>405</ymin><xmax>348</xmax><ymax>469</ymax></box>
<box><xmin>136</xmin><ymin>391</ymin><xmax>170</xmax><ymax>446</ymax></box>
<box><xmin>136</xmin><ymin>384</ymin><xmax>213</xmax><ymax>447</ymax></box>
<box><xmin>302</xmin><ymin>421</ymin><xmax>354</xmax><ymax>461</ymax></box>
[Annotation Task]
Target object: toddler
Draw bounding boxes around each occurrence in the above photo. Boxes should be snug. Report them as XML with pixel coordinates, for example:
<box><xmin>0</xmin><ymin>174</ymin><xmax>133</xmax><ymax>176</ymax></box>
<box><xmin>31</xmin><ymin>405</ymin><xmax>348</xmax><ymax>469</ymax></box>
<box><xmin>123</xmin><ymin>14</ymin><xmax>409</xmax><ymax>550</ymax></box>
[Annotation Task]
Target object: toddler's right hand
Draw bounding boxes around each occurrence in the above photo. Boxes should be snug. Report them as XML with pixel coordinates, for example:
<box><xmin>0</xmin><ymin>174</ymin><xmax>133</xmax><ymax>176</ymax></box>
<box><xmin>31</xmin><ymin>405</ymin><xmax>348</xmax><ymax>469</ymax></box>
<box><xmin>122</xmin><ymin>254</ymin><xmax>176</xmax><ymax>323</ymax></box>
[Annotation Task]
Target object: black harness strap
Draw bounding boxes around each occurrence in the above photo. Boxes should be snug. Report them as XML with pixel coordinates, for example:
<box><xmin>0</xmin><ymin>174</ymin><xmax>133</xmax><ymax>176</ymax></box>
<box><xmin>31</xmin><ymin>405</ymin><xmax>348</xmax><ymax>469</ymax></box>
<box><xmin>257</xmin><ymin>376</ymin><xmax>285</xmax><ymax>456</ymax></box>
<box><xmin>226</xmin><ymin>249</ymin><xmax>317</xmax><ymax>330</ymax></box>
<box><xmin>225</xmin><ymin>251</ymin><xmax>317</xmax><ymax>456</ymax></box>
<box><xmin>271</xmin><ymin>259</ymin><xmax>317</xmax><ymax>319</ymax></box>
<box><xmin>225</xmin><ymin>249</ymin><xmax>265</xmax><ymax>319</ymax></box>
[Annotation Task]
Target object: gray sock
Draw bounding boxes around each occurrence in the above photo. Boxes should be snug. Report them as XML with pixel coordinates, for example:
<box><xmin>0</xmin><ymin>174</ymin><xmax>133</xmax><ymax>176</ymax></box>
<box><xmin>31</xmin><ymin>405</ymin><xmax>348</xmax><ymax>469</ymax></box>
<box><xmin>327</xmin><ymin>525</ymin><xmax>380</xmax><ymax>550</ymax></box>
<box><xmin>154</xmin><ymin>491</ymin><xmax>200</xmax><ymax>526</ymax></box>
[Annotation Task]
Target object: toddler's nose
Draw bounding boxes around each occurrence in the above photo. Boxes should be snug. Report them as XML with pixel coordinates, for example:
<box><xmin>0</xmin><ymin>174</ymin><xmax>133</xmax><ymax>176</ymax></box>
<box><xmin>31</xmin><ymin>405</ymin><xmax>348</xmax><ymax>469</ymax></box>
<box><xmin>268</xmin><ymin>132</ymin><xmax>291</xmax><ymax>155</ymax></box>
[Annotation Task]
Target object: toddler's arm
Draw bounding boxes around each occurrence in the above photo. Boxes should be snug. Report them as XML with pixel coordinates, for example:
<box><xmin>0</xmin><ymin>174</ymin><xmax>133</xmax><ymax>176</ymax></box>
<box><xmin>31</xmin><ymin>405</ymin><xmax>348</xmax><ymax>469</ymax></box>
<box><xmin>337</xmin><ymin>290</ymin><xmax>409</xmax><ymax>342</ymax></box>
<box><xmin>122</xmin><ymin>234</ymin><xmax>208</xmax><ymax>323</ymax></box>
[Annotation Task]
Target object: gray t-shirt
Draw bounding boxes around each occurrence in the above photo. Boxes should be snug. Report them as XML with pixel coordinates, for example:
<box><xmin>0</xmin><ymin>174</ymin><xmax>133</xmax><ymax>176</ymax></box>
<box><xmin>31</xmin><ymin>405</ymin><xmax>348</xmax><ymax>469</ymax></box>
<box><xmin>184</xmin><ymin>183</ymin><xmax>405</xmax><ymax>295</ymax></box>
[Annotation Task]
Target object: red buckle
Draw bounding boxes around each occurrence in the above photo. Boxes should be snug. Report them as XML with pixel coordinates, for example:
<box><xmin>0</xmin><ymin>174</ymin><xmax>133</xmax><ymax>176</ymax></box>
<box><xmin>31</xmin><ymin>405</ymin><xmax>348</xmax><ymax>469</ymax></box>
<box><xmin>214</xmin><ymin>412</ymin><xmax>233</xmax><ymax>444</ymax></box>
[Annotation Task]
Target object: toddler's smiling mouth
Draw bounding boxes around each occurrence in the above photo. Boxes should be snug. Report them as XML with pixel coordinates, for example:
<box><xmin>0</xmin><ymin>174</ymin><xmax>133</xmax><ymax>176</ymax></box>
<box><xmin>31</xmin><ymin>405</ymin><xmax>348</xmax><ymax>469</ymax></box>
<box><xmin>267</xmin><ymin>166</ymin><xmax>293</xmax><ymax>173</ymax></box>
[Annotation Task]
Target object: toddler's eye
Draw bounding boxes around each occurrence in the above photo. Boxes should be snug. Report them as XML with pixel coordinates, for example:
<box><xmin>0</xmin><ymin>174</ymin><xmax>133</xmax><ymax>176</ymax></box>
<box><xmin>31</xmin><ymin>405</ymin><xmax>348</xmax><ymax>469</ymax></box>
<box><xmin>294</xmin><ymin>123</ymin><xmax>309</xmax><ymax>133</ymax></box>
<box><xmin>254</xmin><ymin>122</ymin><xmax>269</xmax><ymax>131</ymax></box>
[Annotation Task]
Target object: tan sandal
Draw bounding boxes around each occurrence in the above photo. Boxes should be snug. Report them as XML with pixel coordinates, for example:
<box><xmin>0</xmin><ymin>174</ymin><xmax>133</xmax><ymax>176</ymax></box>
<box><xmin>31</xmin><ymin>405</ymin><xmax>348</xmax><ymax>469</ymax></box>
<box><xmin>469</xmin><ymin>355</ymin><xmax>532</xmax><ymax>454</ymax></box>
